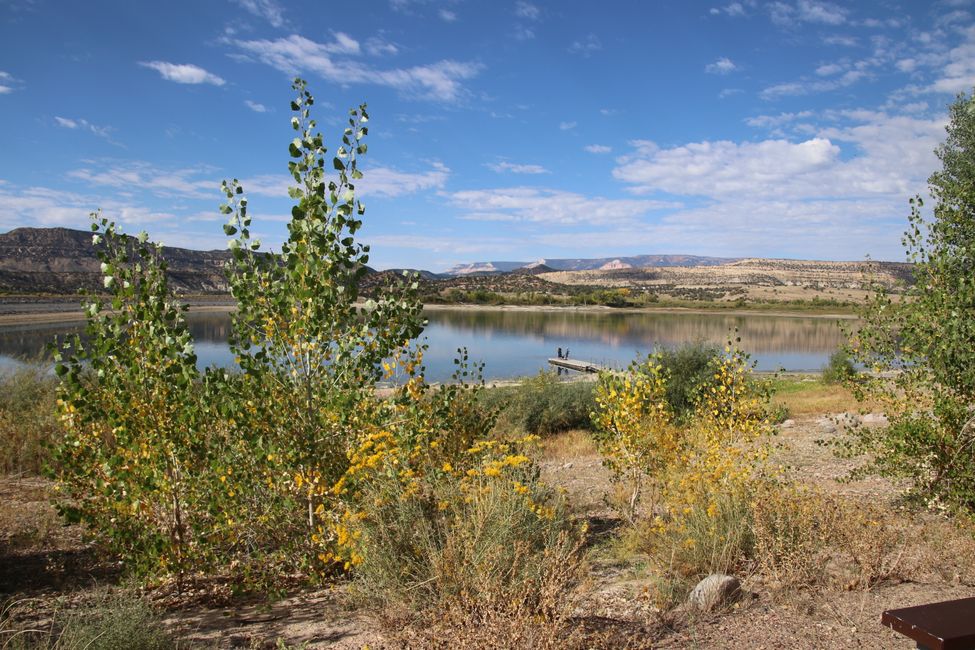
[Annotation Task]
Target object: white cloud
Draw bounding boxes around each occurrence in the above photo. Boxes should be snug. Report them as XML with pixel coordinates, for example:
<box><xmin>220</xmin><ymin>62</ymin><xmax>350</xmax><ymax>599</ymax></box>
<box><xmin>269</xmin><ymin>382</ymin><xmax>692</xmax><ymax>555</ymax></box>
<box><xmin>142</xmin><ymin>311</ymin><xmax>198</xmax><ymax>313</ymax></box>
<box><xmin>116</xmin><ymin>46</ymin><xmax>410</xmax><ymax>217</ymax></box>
<box><xmin>900</xmin><ymin>101</ymin><xmax>929</xmax><ymax>114</ymax></box>
<box><xmin>68</xmin><ymin>162</ymin><xmax>219</xmax><ymax>199</ymax></box>
<box><xmin>761</xmin><ymin>69</ymin><xmax>868</xmax><ymax>99</ymax></box>
<box><xmin>769</xmin><ymin>0</ymin><xmax>847</xmax><ymax>27</ymax></box>
<box><xmin>705</xmin><ymin>57</ymin><xmax>738</xmax><ymax>74</ymax></box>
<box><xmin>559</xmin><ymin>121</ymin><xmax>577</xmax><ymax>131</ymax></box>
<box><xmin>615</xmin><ymin>138</ymin><xmax>842</xmax><ymax>197</ymax></box>
<box><xmin>797</xmin><ymin>0</ymin><xmax>847</xmax><ymax>24</ymax></box>
<box><xmin>711</xmin><ymin>3</ymin><xmax>745</xmax><ymax>17</ymax></box>
<box><xmin>54</xmin><ymin>116</ymin><xmax>116</xmax><ymax>142</ymax></box>
<box><xmin>139</xmin><ymin>61</ymin><xmax>226</xmax><ymax>86</ymax></box>
<box><xmin>239</xmin><ymin>162</ymin><xmax>449</xmax><ymax>198</ymax></box>
<box><xmin>514</xmin><ymin>1</ymin><xmax>540</xmax><ymax>20</ymax></box>
<box><xmin>568</xmin><ymin>34</ymin><xmax>601</xmax><ymax>56</ymax></box>
<box><xmin>363</xmin><ymin>163</ymin><xmax>450</xmax><ymax>197</ymax></box>
<box><xmin>244</xmin><ymin>99</ymin><xmax>270</xmax><ymax>113</ymax></box>
<box><xmin>929</xmin><ymin>27</ymin><xmax>975</xmax><ymax>93</ymax></box>
<box><xmin>824</xmin><ymin>34</ymin><xmax>858</xmax><ymax>47</ymax></box>
<box><xmin>759</xmin><ymin>82</ymin><xmax>804</xmax><ymax>99</ymax></box>
<box><xmin>816</xmin><ymin>63</ymin><xmax>843</xmax><ymax>76</ymax></box>
<box><xmin>366</xmin><ymin>233</ymin><xmax>515</xmax><ymax>257</ymax></box>
<box><xmin>533</xmin><ymin>110</ymin><xmax>945</xmax><ymax>261</ymax></box>
<box><xmin>532</xmin><ymin>198</ymin><xmax>908</xmax><ymax>261</ymax></box>
<box><xmin>449</xmin><ymin>187</ymin><xmax>679</xmax><ymax>225</ymax></box>
<box><xmin>233</xmin><ymin>0</ymin><xmax>286</xmax><ymax>27</ymax></box>
<box><xmin>0</xmin><ymin>70</ymin><xmax>21</xmax><ymax>94</ymax></box>
<box><xmin>614</xmin><ymin>112</ymin><xmax>944</xmax><ymax>202</ymax></box>
<box><xmin>584</xmin><ymin>144</ymin><xmax>612</xmax><ymax>153</ymax></box>
<box><xmin>365</xmin><ymin>36</ymin><xmax>399</xmax><ymax>57</ymax></box>
<box><xmin>0</xmin><ymin>183</ymin><xmax>192</xmax><ymax>237</ymax></box>
<box><xmin>233</xmin><ymin>34</ymin><xmax>481</xmax><ymax>102</ymax></box>
<box><xmin>487</xmin><ymin>161</ymin><xmax>549</xmax><ymax>174</ymax></box>
<box><xmin>744</xmin><ymin>110</ymin><xmax>814</xmax><ymax>128</ymax></box>
<box><xmin>896</xmin><ymin>58</ymin><xmax>917</xmax><ymax>73</ymax></box>
<box><xmin>439</xmin><ymin>9</ymin><xmax>457</xmax><ymax>22</ymax></box>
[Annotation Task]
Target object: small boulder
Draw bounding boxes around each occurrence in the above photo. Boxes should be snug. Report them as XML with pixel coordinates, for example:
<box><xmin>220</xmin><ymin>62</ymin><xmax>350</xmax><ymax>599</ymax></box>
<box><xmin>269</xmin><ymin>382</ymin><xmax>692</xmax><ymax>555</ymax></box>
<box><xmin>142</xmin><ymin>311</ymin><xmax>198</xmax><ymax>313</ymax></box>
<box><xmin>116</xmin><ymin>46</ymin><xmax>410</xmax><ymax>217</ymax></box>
<box><xmin>779</xmin><ymin>419</ymin><xmax>796</xmax><ymax>428</ymax></box>
<box><xmin>688</xmin><ymin>574</ymin><xmax>741</xmax><ymax>612</ymax></box>
<box><xmin>861</xmin><ymin>413</ymin><xmax>888</xmax><ymax>426</ymax></box>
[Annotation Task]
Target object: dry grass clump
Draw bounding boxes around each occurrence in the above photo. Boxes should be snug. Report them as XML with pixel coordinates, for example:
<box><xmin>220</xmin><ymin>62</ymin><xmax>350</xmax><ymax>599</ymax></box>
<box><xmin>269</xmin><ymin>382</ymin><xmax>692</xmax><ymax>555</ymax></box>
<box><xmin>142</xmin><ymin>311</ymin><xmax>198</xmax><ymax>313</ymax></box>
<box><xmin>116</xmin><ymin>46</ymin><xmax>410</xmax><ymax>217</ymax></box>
<box><xmin>347</xmin><ymin>452</ymin><xmax>588</xmax><ymax>648</ymax></box>
<box><xmin>1</xmin><ymin>592</ymin><xmax>174</xmax><ymax>650</ymax></box>
<box><xmin>0</xmin><ymin>365</ymin><xmax>60</xmax><ymax>475</ymax></box>
<box><xmin>642</xmin><ymin>487</ymin><xmax>756</xmax><ymax>607</ymax></box>
<box><xmin>540</xmin><ymin>429</ymin><xmax>599</xmax><ymax>460</ymax></box>
<box><xmin>752</xmin><ymin>482</ymin><xmax>909</xmax><ymax>591</ymax></box>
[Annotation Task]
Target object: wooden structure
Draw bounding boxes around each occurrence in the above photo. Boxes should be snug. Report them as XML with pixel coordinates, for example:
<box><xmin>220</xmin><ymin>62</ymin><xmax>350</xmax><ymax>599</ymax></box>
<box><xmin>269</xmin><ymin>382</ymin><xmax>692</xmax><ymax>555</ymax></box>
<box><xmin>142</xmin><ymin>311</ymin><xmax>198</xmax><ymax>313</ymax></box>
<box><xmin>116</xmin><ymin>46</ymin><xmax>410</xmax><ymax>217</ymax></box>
<box><xmin>881</xmin><ymin>597</ymin><xmax>975</xmax><ymax>649</ymax></box>
<box><xmin>547</xmin><ymin>358</ymin><xmax>608</xmax><ymax>374</ymax></box>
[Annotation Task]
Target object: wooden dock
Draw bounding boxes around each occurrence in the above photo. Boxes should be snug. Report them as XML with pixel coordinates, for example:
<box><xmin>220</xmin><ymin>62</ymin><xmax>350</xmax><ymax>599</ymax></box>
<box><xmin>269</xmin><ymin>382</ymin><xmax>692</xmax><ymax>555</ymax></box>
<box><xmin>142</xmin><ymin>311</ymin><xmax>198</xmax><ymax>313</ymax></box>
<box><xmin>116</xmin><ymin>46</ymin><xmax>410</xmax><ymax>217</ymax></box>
<box><xmin>547</xmin><ymin>358</ymin><xmax>608</xmax><ymax>373</ymax></box>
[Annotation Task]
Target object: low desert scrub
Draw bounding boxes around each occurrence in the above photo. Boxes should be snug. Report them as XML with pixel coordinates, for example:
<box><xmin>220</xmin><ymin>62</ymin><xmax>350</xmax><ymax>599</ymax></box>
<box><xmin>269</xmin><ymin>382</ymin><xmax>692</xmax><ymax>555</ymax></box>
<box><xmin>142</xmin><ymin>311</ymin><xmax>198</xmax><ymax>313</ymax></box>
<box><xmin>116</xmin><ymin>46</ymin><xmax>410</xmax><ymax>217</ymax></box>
<box><xmin>752</xmin><ymin>482</ymin><xmax>909</xmax><ymax>591</ymax></box>
<box><xmin>1</xmin><ymin>592</ymin><xmax>174</xmax><ymax>650</ymax></box>
<box><xmin>644</xmin><ymin>487</ymin><xmax>756</xmax><ymax>606</ymax></box>
<box><xmin>821</xmin><ymin>348</ymin><xmax>857</xmax><ymax>385</ymax></box>
<box><xmin>0</xmin><ymin>365</ymin><xmax>60</xmax><ymax>475</ymax></box>
<box><xmin>481</xmin><ymin>372</ymin><xmax>597</xmax><ymax>436</ymax></box>
<box><xmin>337</xmin><ymin>429</ymin><xmax>587</xmax><ymax>645</ymax></box>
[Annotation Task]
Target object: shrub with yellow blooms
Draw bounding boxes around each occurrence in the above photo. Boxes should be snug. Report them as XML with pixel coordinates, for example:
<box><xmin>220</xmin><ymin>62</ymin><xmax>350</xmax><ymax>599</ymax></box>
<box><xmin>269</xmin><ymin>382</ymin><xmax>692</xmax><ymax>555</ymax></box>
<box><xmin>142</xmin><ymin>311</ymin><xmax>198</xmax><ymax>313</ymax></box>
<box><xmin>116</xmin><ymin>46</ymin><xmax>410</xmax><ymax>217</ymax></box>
<box><xmin>331</xmin><ymin>357</ymin><xmax>585</xmax><ymax>625</ymax></box>
<box><xmin>591</xmin><ymin>356</ymin><xmax>678</xmax><ymax>523</ymax></box>
<box><xmin>592</xmin><ymin>337</ymin><xmax>777</xmax><ymax>602</ymax></box>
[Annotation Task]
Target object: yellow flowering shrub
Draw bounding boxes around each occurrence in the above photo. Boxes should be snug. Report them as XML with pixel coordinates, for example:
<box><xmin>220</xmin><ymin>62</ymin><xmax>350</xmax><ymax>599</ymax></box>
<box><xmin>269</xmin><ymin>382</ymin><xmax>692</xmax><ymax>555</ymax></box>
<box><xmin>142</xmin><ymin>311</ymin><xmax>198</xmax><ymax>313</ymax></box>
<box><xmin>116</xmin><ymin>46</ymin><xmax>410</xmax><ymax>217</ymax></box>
<box><xmin>659</xmin><ymin>341</ymin><xmax>774</xmax><ymax>538</ymax></box>
<box><xmin>329</xmin><ymin>361</ymin><xmax>584</xmax><ymax>622</ymax></box>
<box><xmin>593</xmin><ymin>338</ymin><xmax>777</xmax><ymax>602</ymax></box>
<box><xmin>592</xmin><ymin>357</ymin><xmax>678</xmax><ymax>523</ymax></box>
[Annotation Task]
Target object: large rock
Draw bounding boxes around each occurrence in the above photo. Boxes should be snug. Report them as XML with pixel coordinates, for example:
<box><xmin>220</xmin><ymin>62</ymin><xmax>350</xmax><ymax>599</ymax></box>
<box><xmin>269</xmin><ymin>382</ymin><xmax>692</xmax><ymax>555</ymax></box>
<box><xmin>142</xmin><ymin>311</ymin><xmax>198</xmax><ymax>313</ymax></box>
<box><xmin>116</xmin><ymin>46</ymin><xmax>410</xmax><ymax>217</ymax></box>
<box><xmin>688</xmin><ymin>574</ymin><xmax>741</xmax><ymax>612</ymax></box>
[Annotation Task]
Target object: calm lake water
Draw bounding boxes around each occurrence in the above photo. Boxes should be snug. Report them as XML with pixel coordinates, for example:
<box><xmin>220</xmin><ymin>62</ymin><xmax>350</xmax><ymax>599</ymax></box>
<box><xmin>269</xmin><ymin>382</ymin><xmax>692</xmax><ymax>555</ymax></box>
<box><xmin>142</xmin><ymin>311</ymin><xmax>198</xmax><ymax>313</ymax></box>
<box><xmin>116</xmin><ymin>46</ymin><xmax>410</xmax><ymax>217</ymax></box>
<box><xmin>0</xmin><ymin>308</ymin><xmax>849</xmax><ymax>381</ymax></box>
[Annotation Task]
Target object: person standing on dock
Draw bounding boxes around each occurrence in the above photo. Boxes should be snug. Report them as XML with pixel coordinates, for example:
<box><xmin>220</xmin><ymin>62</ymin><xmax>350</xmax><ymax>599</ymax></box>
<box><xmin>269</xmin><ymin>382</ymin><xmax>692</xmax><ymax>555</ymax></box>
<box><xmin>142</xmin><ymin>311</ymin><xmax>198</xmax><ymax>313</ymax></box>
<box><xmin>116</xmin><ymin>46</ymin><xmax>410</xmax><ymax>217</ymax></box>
<box><xmin>557</xmin><ymin>347</ymin><xmax>563</xmax><ymax>359</ymax></box>
<box><xmin>565</xmin><ymin>348</ymin><xmax>570</xmax><ymax>359</ymax></box>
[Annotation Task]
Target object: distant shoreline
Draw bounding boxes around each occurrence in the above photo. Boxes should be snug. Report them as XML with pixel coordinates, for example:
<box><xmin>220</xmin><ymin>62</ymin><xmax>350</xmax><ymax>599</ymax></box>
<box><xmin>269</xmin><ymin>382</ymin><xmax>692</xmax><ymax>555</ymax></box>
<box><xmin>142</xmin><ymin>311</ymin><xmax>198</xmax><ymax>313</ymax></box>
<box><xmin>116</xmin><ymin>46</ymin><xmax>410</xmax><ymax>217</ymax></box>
<box><xmin>0</xmin><ymin>296</ymin><xmax>858</xmax><ymax>327</ymax></box>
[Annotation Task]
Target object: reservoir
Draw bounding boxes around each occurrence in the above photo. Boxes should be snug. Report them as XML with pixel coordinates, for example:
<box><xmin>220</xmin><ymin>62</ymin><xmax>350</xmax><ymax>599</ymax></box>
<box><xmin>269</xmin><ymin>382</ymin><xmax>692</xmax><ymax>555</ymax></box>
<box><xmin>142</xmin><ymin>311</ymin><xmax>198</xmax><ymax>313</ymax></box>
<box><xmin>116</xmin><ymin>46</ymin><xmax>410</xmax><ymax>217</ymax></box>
<box><xmin>0</xmin><ymin>307</ymin><xmax>850</xmax><ymax>382</ymax></box>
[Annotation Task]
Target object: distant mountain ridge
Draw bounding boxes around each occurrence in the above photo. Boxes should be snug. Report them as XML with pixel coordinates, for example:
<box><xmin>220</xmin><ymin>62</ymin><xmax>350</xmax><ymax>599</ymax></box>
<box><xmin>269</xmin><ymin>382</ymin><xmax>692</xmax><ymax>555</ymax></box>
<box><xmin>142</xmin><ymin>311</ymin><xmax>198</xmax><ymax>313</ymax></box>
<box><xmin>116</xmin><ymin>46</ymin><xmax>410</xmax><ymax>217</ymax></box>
<box><xmin>444</xmin><ymin>254</ymin><xmax>737</xmax><ymax>275</ymax></box>
<box><xmin>0</xmin><ymin>227</ymin><xmax>907</xmax><ymax>299</ymax></box>
<box><xmin>0</xmin><ymin>227</ymin><xmax>234</xmax><ymax>294</ymax></box>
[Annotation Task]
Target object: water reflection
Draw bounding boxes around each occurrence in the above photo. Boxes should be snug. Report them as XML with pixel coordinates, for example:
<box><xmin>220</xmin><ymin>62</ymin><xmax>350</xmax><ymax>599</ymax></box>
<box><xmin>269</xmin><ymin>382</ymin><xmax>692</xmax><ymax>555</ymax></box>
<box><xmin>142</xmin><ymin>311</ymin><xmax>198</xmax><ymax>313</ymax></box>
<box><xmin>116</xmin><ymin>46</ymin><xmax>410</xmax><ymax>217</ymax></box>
<box><xmin>0</xmin><ymin>308</ymin><xmax>848</xmax><ymax>381</ymax></box>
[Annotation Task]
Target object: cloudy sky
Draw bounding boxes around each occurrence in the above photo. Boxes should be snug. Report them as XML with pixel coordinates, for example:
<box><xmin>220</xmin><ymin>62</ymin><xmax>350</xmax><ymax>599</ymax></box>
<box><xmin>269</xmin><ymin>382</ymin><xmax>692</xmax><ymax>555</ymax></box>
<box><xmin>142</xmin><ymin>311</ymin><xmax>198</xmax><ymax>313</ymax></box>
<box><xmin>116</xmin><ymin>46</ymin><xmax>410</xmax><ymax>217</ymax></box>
<box><xmin>0</xmin><ymin>0</ymin><xmax>972</xmax><ymax>270</ymax></box>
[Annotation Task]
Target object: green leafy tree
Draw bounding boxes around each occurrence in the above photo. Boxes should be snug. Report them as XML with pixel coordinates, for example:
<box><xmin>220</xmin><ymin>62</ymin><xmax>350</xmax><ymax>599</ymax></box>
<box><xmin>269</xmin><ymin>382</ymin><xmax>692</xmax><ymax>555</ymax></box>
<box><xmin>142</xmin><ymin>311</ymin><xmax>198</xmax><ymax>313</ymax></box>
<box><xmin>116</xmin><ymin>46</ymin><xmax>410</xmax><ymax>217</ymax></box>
<box><xmin>51</xmin><ymin>218</ymin><xmax>205</xmax><ymax>575</ymax></box>
<box><xmin>844</xmin><ymin>91</ymin><xmax>975</xmax><ymax>514</ymax></box>
<box><xmin>214</xmin><ymin>79</ymin><xmax>425</xmax><ymax>572</ymax></box>
<box><xmin>51</xmin><ymin>79</ymin><xmax>427</xmax><ymax>584</ymax></box>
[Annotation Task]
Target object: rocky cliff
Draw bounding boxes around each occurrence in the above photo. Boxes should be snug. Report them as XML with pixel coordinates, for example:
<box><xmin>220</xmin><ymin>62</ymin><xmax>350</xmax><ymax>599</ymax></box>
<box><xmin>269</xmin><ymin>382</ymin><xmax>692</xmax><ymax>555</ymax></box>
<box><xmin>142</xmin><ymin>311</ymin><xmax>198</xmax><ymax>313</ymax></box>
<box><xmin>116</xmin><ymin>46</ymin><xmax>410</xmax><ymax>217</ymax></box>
<box><xmin>0</xmin><ymin>227</ymin><xmax>233</xmax><ymax>294</ymax></box>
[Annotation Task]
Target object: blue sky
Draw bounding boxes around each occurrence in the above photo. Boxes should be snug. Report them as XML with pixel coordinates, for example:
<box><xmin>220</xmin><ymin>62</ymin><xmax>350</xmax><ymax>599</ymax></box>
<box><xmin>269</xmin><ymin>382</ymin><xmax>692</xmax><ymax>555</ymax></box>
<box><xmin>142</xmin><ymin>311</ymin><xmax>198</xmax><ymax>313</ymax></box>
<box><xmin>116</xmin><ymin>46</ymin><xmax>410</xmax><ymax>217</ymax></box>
<box><xmin>1</xmin><ymin>0</ymin><xmax>973</xmax><ymax>270</ymax></box>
